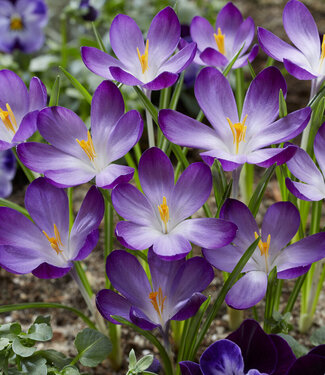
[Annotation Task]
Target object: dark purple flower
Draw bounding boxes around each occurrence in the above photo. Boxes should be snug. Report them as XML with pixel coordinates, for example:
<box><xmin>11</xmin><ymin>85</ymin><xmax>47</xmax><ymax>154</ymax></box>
<box><xmin>203</xmin><ymin>199</ymin><xmax>325</xmax><ymax>309</ymax></box>
<box><xmin>287</xmin><ymin>345</ymin><xmax>325</xmax><ymax>375</ymax></box>
<box><xmin>81</xmin><ymin>7</ymin><xmax>197</xmax><ymax>90</ymax></box>
<box><xmin>258</xmin><ymin>0</ymin><xmax>324</xmax><ymax>87</ymax></box>
<box><xmin>111</xmin><ymin>147</ymin><xmax>237</xmax><ymax>260</ymax></box>
<box><xmin>159</xmin><ymin>67</ymin><xmax>311</xmax><ymax>172</ymax></box>
<box><xmin>190</xmin><ymin>2</ymin><xmax>258</xmax><ymax>69</ymax></box>
<box><xmin>0</xmin><ymin>177</ymin><xmax>104</xmax><ymax>278</ymax></box>
<box><xmin>180</xmin><ymin>320</ymin><xmax>295</xmax><ymax>375</ymax></box>
<box><xmin>0</xmin><ymin>149</ymin><xmax>16</xmax><ymax>197</ymax></box>
<box><xmin>0</xmin><ymin>69</ymin><xmax>47</xmax><ymax>150</ymax></box>
<box><xmin>96</xmin><ymin>249</ymin><xmax>214</xmax><ymax>332</ymax></box>
<box><xmin>286</xmin><ymin>123</ymin><xmax>325</xmax><ymax>201</ymax></box>
<box><xmin>17</xmin><ymin>80</ymin><xmax>143</xmax><ymax>189</ymax></box>
<box><xmin>79</xmin><ymin>0</ymin><xmax>98</xmax><ymax>22</ymax></box>
<box><xmin>0</xmin><ymin>0</ymin><xmax>47</xmax><ymax>53</ymax></box>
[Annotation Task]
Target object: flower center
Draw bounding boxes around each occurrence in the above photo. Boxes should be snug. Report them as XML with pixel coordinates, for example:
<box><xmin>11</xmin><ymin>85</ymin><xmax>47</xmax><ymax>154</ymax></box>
<box><xmin>158</xmin><ymin>196</ymin><xmax>169</xmax><ymax>234</ymax></box>
<box><xmin>76</xmin><ymin>130</ymin><xmax>96</xmax><ymax>161</ymax></box>
<box><xmin>227</xmin><ymin>114</ymin><xmax>248</xmax><ymax>154</ymax></box>
<box><xmin>214</xmin><ymin>27</ymin><xmax>225</xmax><ymax>55</ymax></box>
<box><xmin>254</xmin><ymin>231</ymin><xmax>271</xmax><ymax>273</ymax></box>
<box><xmin>10</xmin><ymin>16</ymin><xmax>23</xmax><ymax>31</ymax></box>
<box><xmin>149</xmin><ymin>287</ymin><xmax>166</xmax><ymax>323</ymax></box>
<box><xmin>137</xmin><ymin>39</ymin><xmax>149</xmax><ymax>74</ymax></box>
<box><xmin>43</xmin><ymin>224</ymin><xmax>64</xmax><ymax>255</ymax></box>
<box><xmin>0</xmin><ymin>103</ymin><xmax>18</xmax><ymax>134</ymax></box>
<box><xmin>321</xmin><ymin>34</ymin><xmax>325</xmax><ymax>63</ymax></box>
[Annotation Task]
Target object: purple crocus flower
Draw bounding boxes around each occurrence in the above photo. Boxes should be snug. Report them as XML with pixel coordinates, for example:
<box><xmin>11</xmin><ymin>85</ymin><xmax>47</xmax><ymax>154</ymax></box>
<box><xmin>190</xmin><ymin>2</ymin><xmax>258</xmax><ymax>69</ymax></box>
<box><xmin>17</xmin><ymin>80</ymin><xmax>143</xmax><ymax>189</ymax></box>
<box><xmin>159</xmin><ymin>66</ymin><xmax>311</xmax><ymax>172</ymax></box>
<box><xmin>0</xmin><ymin>69</ymin><xmax>47</xmax><ymax>150</ymax></box>
<box><xmin>286</xmin><ymin>123</ymin><xmax>325</xmax><ymax>201</ymax></box>
<box><xmin>0</xmin><ymin>177</ymin><xmax>104</xmax><ymax>279</ymax></box>
<box><xmin>180</xmin><ymin>319</ymin><xmax>295</xmax><ymax>375</ymax></box>
<box><xmin>203</xmin><ymin>199</ymin><xmax>325</xmax><ymax>309</ymax></box>
<box><xmin>111</xmin><ymin>147</ymin><xmax>237</xmax><ymax>260</ymax></box>
<box><xmin>0</xmin><ymin>0</ymin><xmax>47</xmax><ymax>53</ymax></box>
<box><xmin>96</xmin><ymin>249</ymin><xmax>214</xmax><ymax>333</ymax></box>
<box><xmin>258</xmin><ymin>0</ymin><xmax>325</xmax><ymax>89</ymax></box>
<box><xmin>0</xmin><ymin>149</ymin><xmax>16</xmax><ymax>197</ymax></box>
<box><xmin>81</xmin><ymin>7</ymin><xmax>197</xmax><ymax>90</ymax></box>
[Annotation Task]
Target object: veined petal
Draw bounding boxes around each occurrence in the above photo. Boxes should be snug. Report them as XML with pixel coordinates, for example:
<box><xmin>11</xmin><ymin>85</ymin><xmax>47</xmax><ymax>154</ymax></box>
<box><xmin>12</xmin><ymin>110</ymin><xmax>38</xmax><ymax>143</ymax></box>
<box><xmin>286</xmin><ymin>179</ymin><xmax>325</xmax><ymax>201</ymax></box>
<box><xmin>179</xmin><ymin>361</ymin><xmax>202</xmax><ymax>375</ymax></box>
<box><xmin>142</xmin><ymin>72</ymin><xmax>179</xmax><ymax>90</ymax></box>
<box><xmin>32</xmin><ymin>263</ymin><xmax>71</xmax><ymax>279</ymax></box>
<box><xmin>95</xmin><ymin>164</ymin><xmax>134</xmax><ymax>189</ymax></box>
<box><xmin>28</xmin><ymin>77</ymin><xmax>47</xmax><ymax>111</ymax></box>
<box><xmin>246</xmin><ymin>145</ymin><xmax>297</xmax><ymax>168</ymax></box>
<box><xmin>158</xmin><ymin>42</ymin><xmax>196</xmax><ymax>74</ymax></box>
<box><xmin>171</xmin><ymin>292</ymin><xmax>207</xmax><ymax>321</ymax></box>
<box><xmin>96</xmin><ymin>289</ymin><xmax>132</xmax><ymax>324</ymax></box>
<box><xmin>200</xmin><ymin>149</ymin><xmax>246</xmax><ymax>171</ymax></box>
<box><xmin>190</xmin><ymin>16</ymin><xmax>216</xmax><ymax>52</ymax></box>
<box><xmin>283</xmin><ymin>58</ymin><xmax>318</xmax><ymax>80</ymax></box>
<box><xmin>16</xmin><ymin>24</ymin><xmax>45</xmax><ymax>53</ymax></box>
<box><xmin>109</xmin><ymin>66</ymin><xmax>144</xmax><ymax>86</ymax></box>
<box><xmin>233</xmin><ymin>17</ymin><xmax>255</xmax><ymax>55</ymax></box>
<box><xmin>314</xmin><ymin>123</ymin><xmax>325</xmax><ymax>175</ymax></box>
<box><xmin>153</xmin><ymin>233</ymin><xmax>191</xmax><ymax>260</ymax></box>
<box><xmin>232</xmin><ymin>44</ymin><xmax>259</xmax><ymax>69</ymax></box>
<box><xmin>45</xmin><ymin>168</ymin><xmax>95</xmax><ymax>188</ymax></box>
<box><xmin>16</xmin><ymin>0</ymin><xmax>48</xmax><ymax>26</ymax></box>
<box><xmin>199</xmin><ymin>48</ymin><xmax>228</xmax><ymax>67</ymax></box>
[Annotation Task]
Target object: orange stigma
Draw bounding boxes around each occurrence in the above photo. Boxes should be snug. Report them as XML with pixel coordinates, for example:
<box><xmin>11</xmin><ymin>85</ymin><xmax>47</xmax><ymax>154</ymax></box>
<box><xmin>214</xmin><ymin>27</ymin><xmax>225</xmax><ymax>55</ymax></box>
<box><xmin>227</xmin><ymin>114</ymin><xmax>248</xmax><ymax>154</ymax></box>
<box><xmin>10</xmin><ymin>17</ymin><xmax>23</xmax><ymax>31</ymax></box>
<box><xmin>254</xmin><ymin>232</ymin><xmax>271</xmax><ymax>273</ymax></box>
<box><xmin>43</xmin><ymin>224</ymin><xmax>64</xmax><ymax>255</ymax></box>
<box><xmin>137</xmin><ymin>39</ymin><xmax>149</xmax><ymax>74</ymax></box>
<box><xmin>321</xmin><ymin>35</ymin><xmax>325</xmax><ymax>62</ymax></box>
<box><xmin>149</xmin><ymin>287</ymin><xmax>166</xmax><ymax>321</ymax></box>
<box><xmin>158</xmin><ymin>196</ymin><xmax>169</xmax><ymax>233</ymax></box>
<box><xmin>0</xmin><ymin>103</ymin><xmax>17</xmax><ymax>134</ymax></box>
<box><xmin>76</xmin><ymin>131</ymin><xmax>96</xmax><ymax>161</ymax></box>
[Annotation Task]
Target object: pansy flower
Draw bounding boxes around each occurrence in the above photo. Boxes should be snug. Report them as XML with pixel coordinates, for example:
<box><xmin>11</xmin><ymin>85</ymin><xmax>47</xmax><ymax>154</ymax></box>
<box><xmin>0</xmin><ymin>69</ymin><xmax>47</xmax><ymax>150</ymax></box>
<box><xmin>81</xmin><ymin>7</ymin><xmax>196</xmax><ymax>90</ymax></box>
<box><xmin>0</xmin><ymin>0</ymin><xmax>47</xmax><ymax>53</ymax></box>
<box><xmin>17</xmin><ymin>80</ymin><xmax>143</xmax><ymax>189</ymax></box>
<box><xmin>190</xmin><ymin>2</ymin><xmax>258</xmax><ymax>69</ymax></box>
<box><xmin>111</xmin><ymin>147</ymin><xmax>237</xmax><ymax>260</ymax></box>
<box><xmin>286</xmin><ymin>123</ymin><xmax>325</xmax><ymax>201</ymax></box>
<box><xmin>159</xmin><ymin>66</ymin><xmax>311</xmax><ymax>172</ymax></box>
<box><xmin>258</xmin><ymin>0</ymin><xmax>325</xmax><ymax>89</ymax></box>
<box><xmin>287</xmin><ymin>345</ymin><xmax>325</xmax><ymax>375</ymax></box>
<box><xmin>96</xmin><ymin>249</ymin><xmax>214</xmax><ymax>333</ymax></box>
<box><xmin>0</xmin><ymin>178</ymin><xmax>104</xmax><ymax>278</ymax></box>
<box><xmin>203</xmin><ymin>199</ymin><xmax>325</xmax><ymax>309</ymax></box>
<box><xmin>0</xmin><ymin>149</ymin><xmax>16</xmax><ymax>198</ymax></box>
<box><xmin>79</xmin><ymin>0</ymin><xmax>98</xmax><ymax>22</ymax></box>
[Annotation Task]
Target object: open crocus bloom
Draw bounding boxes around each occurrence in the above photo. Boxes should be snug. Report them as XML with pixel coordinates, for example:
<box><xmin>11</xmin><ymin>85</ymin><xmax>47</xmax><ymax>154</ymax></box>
<box><xmin>286</xmin><ymin>123</ymin><xmax>325</xmax><ymax>201</ymax></box>
<box><xmin>190</xmin><ymin>2</ymin><xmax>258</xmax><ymax>69</ymax></box>
<box><xmin>0</xmin><ymin>149</ymin><xmax>16</xmax><ymax>197</ymax></box>
<box><xmin>81</xmin><ymin>7</ymin><xmax>196</xmax><ymax>90</ymax></box>
<box><xmin>203</xmin><ymin>199</ymin><xmax>325</xmax><ymax>309</ymax></box>
<box><xmin>96</xmin><ymin>249</ymin><xmax>214</xmax><ymax>333</ymax></box>
<box><xmin>180</xmin><ymin>320</ymin><xmax>296</xmax><ymax>375</ymax></box>
<box><xmin>0</xmin><ymin>69</ymin><xmax>47</xmax><ymax>150</ymax></box>
<box><xmin>17</xmin><ymin>80</ymin><xmax>143</xmax><ymax>188</ymax></box>
<box><xmin>0</xmin><ymin>178</ymin><xmax>104</xmax><ymax>278</ymax></box>
<box><xmin>258</xmin><ymin>0</ymin><xmax>325</xmax><ymax>89</ymax></box>
<box><xmin>111</xmin><ymin>147</ymin><xmax>237</xmax><ymax>260</ymax></box>
<box><xmin>0</xmin><ymin>0</ymin><xmax>47</xmax><ymax>53</ymax></box>
<box><xmin>159</xmin><ymin>66</ymin><xmax>311</xmax><ymax>172</ymax></box>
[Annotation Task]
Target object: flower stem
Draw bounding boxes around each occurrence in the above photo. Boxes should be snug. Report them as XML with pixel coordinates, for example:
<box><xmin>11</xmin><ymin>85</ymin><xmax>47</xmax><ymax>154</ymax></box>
<box><xmin>300</xmin><ymin>79</ymin><xmax>317</xmax><ymax>151</ymax></box>
<box><xmin>231</xmin><ymin>166</ymin><xmax>242</xmax><ymax>199</ymax></box>
<box><xmin>145</xmin><ymin>90</ymin><xmax>155</xmax><ymax>148</ymax></box>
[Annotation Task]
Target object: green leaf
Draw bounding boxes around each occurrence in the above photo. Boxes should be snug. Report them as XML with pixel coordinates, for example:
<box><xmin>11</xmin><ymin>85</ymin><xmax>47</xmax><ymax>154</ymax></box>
<box><xmin>278</xmin><ymin>89</ymin><xmax>287</xmax><ymax>118</ymax></box>
<box><xmin>49</xmin><ymin>76</ymin><xmax>61</xmax><ymax>107</ymax></box>
<box><xmin>133</xmin><ymin>87</ymin><xmax>158</xmax><ymax>125</ymax></box>
<box><xmin>0</xmin><ymin>199</ymin><xmax>31</xmax><ymax>220</ymax></box>
<box><xmin>59</xmin><ymin>66</ymin><xmax>92</xmax><ymax>104</ymax></box>
<box><xmin>311</xmin><ymin>326</ymin><xmax>325</xmax><ymax>346</ymax></box>
<box><xmin>12</xmin><ymin>338</ymin><xmax>36</xmax><ymax>357</ymax></box>
<box><xmin>223</xmin><ymin>44</ymin><xmax>244</xmax><ymax>77</ymax></box>
<box><xmin>37</xmin><ymin>349</ymin><xmax>70</xmax><ymax>370</ymax></box>
<box><xmin>33</xmin><ymin>316</ymin><xmax>51</xmax><ymax>325</ymax></box>
<box><xmin>61</xmin><ymin>366</ymin><xmax>80</xmax><ymax>375</ymax></box>
<box><xmin>26</xmin><ymin>323</ymin><xmax>52</xmax><ymax>342</ymax></box>
<box><xmin>0</xmin><ymin>338</ymin><xmax>9</xmax><ymax>350</ymax></box>
<box><xmin>128</xmin><ymin>349</ymin><xmax>137</xmax><ymax>369</ymax></box>
<box><xmin>92</xmin><ymin>22</ymin><xmax>107</xmax><ymax>52</ymax></box>
<box><xmin>135</xmin><ymin>355</ymin><xmax>153</xmax><ymax>371</ymax></box>
<box><xmin>0</xmin><ymin>323</ymin><xmax>21</xmax><ymax>340</ymax></box>
<box><xmin>21</xmin><ymin>356</ymin><xmax>47</xmax><ymax>375</ymax></box>
<box><xmin>74</xmin><ymin>328</ymin><xmax>112</xmax><ymax>367</ymax></box>
<box><xmin>278</xmin><ymin>333</ymin><xmax>308</xmax><ymax>358</ymax></box>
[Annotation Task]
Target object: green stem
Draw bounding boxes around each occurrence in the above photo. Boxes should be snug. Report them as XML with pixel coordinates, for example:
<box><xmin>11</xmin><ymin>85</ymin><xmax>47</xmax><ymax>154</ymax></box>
<box><xmin>0</xmin><ymin>198</ymin><xmax>31</xmax><ymax>219</ymax></box>
<box><xmin>67</xmin><ymin>187</ymin><xmax>74</xmax><ymax>231</ymax></box>
<box><xmin>104</xmin><ymin>195</ymin><xmax>114</xmax><ymax>288</ymax></box>
<box><xmin>60</xmin><ymin>15</ymin><xmax>68</xmax><ymax>69</ymax></box>
<box><xmin>125</xmin><ymin>152</ymin><xmax>141</xmax><ymax>189</ymax></box>
<box><xmin>264</xmin><ymin>267</ymin><xmax>278</xmax><ymax>334</ymax></box>
<box><xmin>301</xmin><ymin>79</ymin><xmax>317</xmax><ymax>151</ymax></box>
<box><xmin>145</xmin><ymin>90</ymin><xmax>155</xmax><ymax>147</ymax></box>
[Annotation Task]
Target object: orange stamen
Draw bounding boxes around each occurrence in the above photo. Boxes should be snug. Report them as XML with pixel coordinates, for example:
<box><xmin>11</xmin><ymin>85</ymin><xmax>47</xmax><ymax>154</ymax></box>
<box><xmin>43</xmin><ymin>224</ymin><xmax>64</xmax><ymax>255</ymax></box>
<box><xmin>0</xmin><ymin>103</ymin><xmax>17</xmax><ymax>134</ymax></box>
<box><xmin>227</xmin><ymin>114</ymin><xmax>248</xmax><ymax>154</ymax></box>
<box><xmin>76</xmin><ymin>131</ymin><xmax>96</xmax><ymax>161</ymax></box>
<box><xmin>213</xmin><ymin>27</ymin><xmax>225</xmax><ymax>55</ymax></box>
<box><xmin>137</xmin><ymin>39</ymin><xmax>149</xmax><ymax>74</ymax></box>
<box><xmin>158</xmin><ymin>196</ymin><xmax>169</xmax><ymax>233</ymax></box>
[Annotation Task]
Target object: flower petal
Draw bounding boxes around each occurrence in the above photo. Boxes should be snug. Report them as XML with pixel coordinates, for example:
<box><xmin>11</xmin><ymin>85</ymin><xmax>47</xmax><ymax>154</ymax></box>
<box><xmin>200</xmin><ymin>149</ymin><xmax>246</xmax><ymax>171</ymax></box>
<box><xmin>96</xmin><ymin>289</ymin><xmax>132</xmax><ymax>324</ymax></box>
<box><xmin>233</xmin><ymin>17</ymin><xmax>255</xmax><ymax>55</ymax></box>
<box><xmin>32</xmin><ymin>263</ymin><xmax>71</xmax><ymax>279</ymax></box>
<box><xmin>314</xmin><ymin>122</ymin><xmax>325</xmax><ymax>175</ymax></box>
<box><xmin>246</xmin><ymin>145</ymin><xmax>298</xmax><ymax>168</ymax></box>
<box><xmin>95</xmin><ymin>164</ymin><xmax>134</xmax><ymax>189</ymax></box>
<box><xmin>153</xmin><ymin>233</ymin><xmax>191</xmax><ymax>260</ymax></box>
<box><xmin>190</xmin><ymin>16</ymin><xmax>215</xmax><ymax>52</ymax></box>
<box><xmin>199</xmin><ymin>48</ymin><xmax>228</xmax><ymax>67</ymax></box>
<box><xmin>109</xmin><ymin>66</ymin><xmax>143</xmax><ymax>86</ymax></box>
<box><xmin>283</xmin><ymin>58</ymin><xmax>318</xmax><ymax>80</ymax></box>
<box><xmin>158</xmin><ymin>42</ymin><xmax>196</xmax><ymax>74</ymax></box>
<box><xmin>285</xmin><ymin>179</ymin><xmax>325</xmax><ymax>201</ymax></box>
<box><xmin>232</xmin><ymin>44</ymin><xmax>259</xmax><ymax>69</ymax></box>
<box><xmin>179</xmin><ymin>361</ymin><xmax>202</xmax><ymax>375</ymax></box>
<box><xmin>28</xmin><ymin>77</ymin><xmax>47</xmax><ymax>112</ymax></box>
<box><xmin>171</xmin><ymin>292</ymin><xmax>207</xmax><ymax>321</ymax></box>
<box><xmin>12</xmin><ymin>110</ymin><xmax>38</xmax><ymax>143</ymax></box>
<box><xmin>269</xmin><ymin>334</ymin><xmax>296</xmax><ymax>375</ymax></box>
<box><xmin>142</xmin><ymin>72</ymin><xmax>179</xmax><ymax>90</ymax></box>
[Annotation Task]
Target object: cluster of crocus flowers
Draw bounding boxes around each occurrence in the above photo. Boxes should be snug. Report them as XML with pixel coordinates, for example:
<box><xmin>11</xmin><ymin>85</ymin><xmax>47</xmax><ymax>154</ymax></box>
<box><xmin>0</xmin><ymin>0</ymin><xmax>48</xmax><ymax>53</ymax></box>
<box><xmin>81</xmin><ymin>6</ymin><xmax>196</xmax><ymax>90</ymax></box>
<box><xmin>203</xmin><ymin>199</ymin><xmax>325</xmax><ymax>309</ymax></box>
<box><xmin>0</xmin><ymin>178</ymin><xmax>104</xmax><ymax>278</ymax></box>
<box><xmin>111</xmin><ymin>147</ymin><xmax>237</xmax><ymax>259</ymax></box>
<box><xmin>96</xmin><ymin>249</ymin><xmax>214</xmax><ymax>333</ymax></box>
<box><xmin>18</xmin><ymin>80</ymin><xmax>143</xmax><ymax>188</ymax></box>
<box><xmin>0</xmin><ymin>149</ymin><xmax>16</xmax><ymax>198</ymax></box>
<box><xmin>190</xmin><ymin>2</ymin><xmax>258</xmax><ymax>69</ymax></box>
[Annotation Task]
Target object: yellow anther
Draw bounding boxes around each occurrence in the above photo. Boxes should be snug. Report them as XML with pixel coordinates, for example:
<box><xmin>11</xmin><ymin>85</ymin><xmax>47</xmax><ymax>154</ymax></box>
<box><xmin>10</xmin><ymin>17</ymin><xmax>23</xmax><ymax>31</ymax></box>
<box><xmin>321</xmin><ymin>35</ymin><xmax>325</xmax><ymax>62</ymax></box>
<box><xmin>0</xmin><ymin>103</ymin><xmax>17</xmax><ymax>134</ymax></box>
<box><xmin>158</xmin><ymin>196</ymin><xmax>169</xmax><ymax>233</ymax></box>
<box><xmin>254</xmin><ymin>232</ymin><xmax>271</xmax><ymax>273</ymax></box>
<box><xmin>149</xmin><ymin>287</ymin><xmax>166</xmax><ymax>319</ymax></box>
<box><xmin>43</xmin><ymin>224</ymin><xmax>64</xmax><ymax>255</ymax></box>
<box><xmin>76</xmin><ymin>131</ymin><xmax>96</xmax><ymax>161</ymax></box>
<box><xmin>213</xmin><ymin>27</ymin><xmax>225</xmax><ymax>55</ymax></box>
<box><xmin>227</xmin><ymin>114</ymin><xmax>248</xmax><ymax>154</ymax></box>
<box><xmin>137</xmin><ymin>39</ymin><xmax>149</xmax><ymax>74</ymax></box>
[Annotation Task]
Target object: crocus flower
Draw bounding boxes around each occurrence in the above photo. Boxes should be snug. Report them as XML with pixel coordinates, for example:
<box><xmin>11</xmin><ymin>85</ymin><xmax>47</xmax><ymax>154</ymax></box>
<box><xmin>203</xmin><ymin>199</ymin><xmax>325</xmax><ymax>309</ymax></box>
<box><xmin>96</xmin><ymin>249</ymin><xmax>214</xmax><ymax>332</ymax></box>
<box><xmin>0</xmin><ymin>69</ymin><xmax>47</xmax><ymax>150</ymax></box>
<box><xmin>81</xmin><ymin>7</ymin><xmax>197</xmax><ymax>90</ymax></box>
<box><xmin>0</xmin><ymin>0</ymin><xmax>47</xmax><ymax>53</ymax></box>
<box><xmin>190</xmin><ymin>2</ymin><xmax>258</xmax><ymax>69</ymax></box>
<box><xmin>111</xmin><ymin>147</ymin><xmax>237</xmax><ymax>260</ymax></box>
<box><xmin>286</xmin><ymin>123</ymin><xmax>325</xmax><ymax>201</ymax></box>
<box><xmin>287</xmin><ymin>345</ymin><xmax>325</xmax><ymax>375</ymax></box>
<box><xmin>159</xmin><ymin>66</ymin><xmax>311</xmax><ymax>172</ymax></box>
<box><xmin>17</xmin><ymin>80</ymin><xmax>143</xmax><ymax>189</ymax></box>
<box><xmin>258</xmin><ymin>0</ymin><xmax>325</xmax><ymax>89</ymax></box>
<box><xmin>180</xmin><ymin>319</ymin><xmax>295</xmax><ymax>375</ymax></box>
<box><xmin>0</xmin><ymin>149</ymin><xmax>16</xmax><ymax>197</ymax></box>
<box><xmin>0</xmin><ymin>177</ymin><xmax>104</xmax><ymax>278</ymax></box>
